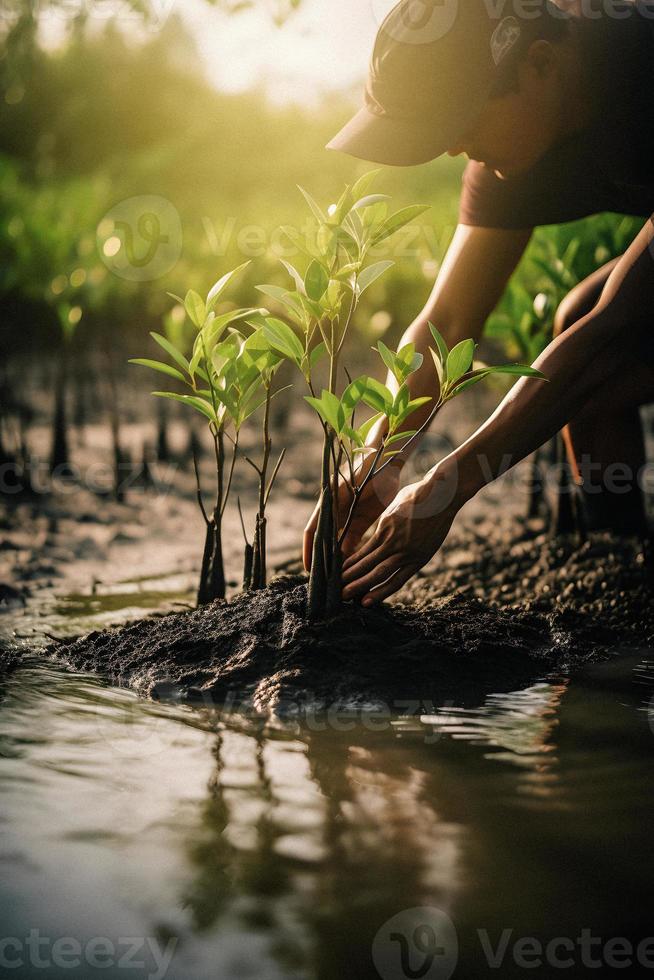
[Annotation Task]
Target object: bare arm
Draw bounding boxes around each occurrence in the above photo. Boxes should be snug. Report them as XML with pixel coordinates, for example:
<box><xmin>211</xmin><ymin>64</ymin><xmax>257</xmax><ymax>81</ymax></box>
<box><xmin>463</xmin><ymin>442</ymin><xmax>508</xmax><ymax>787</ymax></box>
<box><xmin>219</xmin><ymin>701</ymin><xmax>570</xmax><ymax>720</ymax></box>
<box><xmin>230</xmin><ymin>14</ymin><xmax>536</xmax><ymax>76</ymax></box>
<box><xmin>303</xmin><ymin>222</ymin><xmax>532</xmax><ymax>568</ymax></box>
<box><xmin>342</xmin><ymin>215</ymin><xmax>654</xmax><ymax>605</ymax></box>
<box><xmin>448</xmin><ymin>216</ymin><xmax>654</xmax><ymax>504</ymax></box>
<box><xmin>368</xmin><ymin>223</ymin><xmax>533</xmax><ymax>450</ymax></box>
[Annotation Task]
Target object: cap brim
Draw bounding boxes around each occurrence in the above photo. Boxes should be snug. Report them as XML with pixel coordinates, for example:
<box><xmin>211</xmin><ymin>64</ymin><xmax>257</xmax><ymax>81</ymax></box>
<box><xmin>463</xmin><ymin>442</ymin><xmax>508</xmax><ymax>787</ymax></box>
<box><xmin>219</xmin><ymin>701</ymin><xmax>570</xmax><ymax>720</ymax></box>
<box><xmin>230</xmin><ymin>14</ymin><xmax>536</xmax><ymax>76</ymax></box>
<box><xmin>326</xmin><ymin>99</ymin><xmax>484</xmax><ymax>167</ymax></box>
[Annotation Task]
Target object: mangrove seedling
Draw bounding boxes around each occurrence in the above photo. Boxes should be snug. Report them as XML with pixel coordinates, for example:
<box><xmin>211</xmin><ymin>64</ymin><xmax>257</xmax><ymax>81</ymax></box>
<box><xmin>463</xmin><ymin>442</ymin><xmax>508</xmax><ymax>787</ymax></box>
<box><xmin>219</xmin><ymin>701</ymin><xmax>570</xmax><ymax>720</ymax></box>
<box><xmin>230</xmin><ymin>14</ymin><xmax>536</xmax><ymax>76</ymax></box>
<box><xmin>130</xmin><ymin>263</ymin><xmax>279</xmax><ymax>604</ymax></box>
<box><xmin>259</xmin><ymin>174</ymin><xmax>546</xmax><ymax>619</ymax></box>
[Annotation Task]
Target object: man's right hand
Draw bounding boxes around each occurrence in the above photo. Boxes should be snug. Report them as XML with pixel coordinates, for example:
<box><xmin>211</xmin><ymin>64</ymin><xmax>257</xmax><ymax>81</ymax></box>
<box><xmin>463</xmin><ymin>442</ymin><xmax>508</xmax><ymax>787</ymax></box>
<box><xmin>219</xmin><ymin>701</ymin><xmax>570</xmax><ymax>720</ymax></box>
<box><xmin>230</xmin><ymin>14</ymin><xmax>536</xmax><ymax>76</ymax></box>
<box><xmin>302</xmin><ymin>456</ymin><xmax>403</xmax><ymax>572</ymax></box>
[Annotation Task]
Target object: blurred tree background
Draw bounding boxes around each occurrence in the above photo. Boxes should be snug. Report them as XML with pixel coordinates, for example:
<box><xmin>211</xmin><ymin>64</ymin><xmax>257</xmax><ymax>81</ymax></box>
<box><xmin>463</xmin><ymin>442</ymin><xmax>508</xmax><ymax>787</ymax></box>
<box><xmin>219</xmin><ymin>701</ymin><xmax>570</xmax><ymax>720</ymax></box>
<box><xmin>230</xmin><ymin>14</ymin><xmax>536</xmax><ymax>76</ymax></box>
<box><xmin>0</xmin><ymin>0</ymin><xmax>643</xmax><ymax>479</ymax></box>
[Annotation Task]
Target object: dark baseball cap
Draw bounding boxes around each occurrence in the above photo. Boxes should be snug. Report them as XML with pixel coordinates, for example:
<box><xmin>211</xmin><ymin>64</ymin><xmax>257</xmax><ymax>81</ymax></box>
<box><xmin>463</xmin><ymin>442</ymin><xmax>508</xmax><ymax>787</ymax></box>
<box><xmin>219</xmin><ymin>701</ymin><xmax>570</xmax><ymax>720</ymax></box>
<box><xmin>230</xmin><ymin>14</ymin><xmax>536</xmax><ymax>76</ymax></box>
<box><xmin>327</xmin><ymin>0</ymin><xmax>531</xmax><ymax>166</ymax></box>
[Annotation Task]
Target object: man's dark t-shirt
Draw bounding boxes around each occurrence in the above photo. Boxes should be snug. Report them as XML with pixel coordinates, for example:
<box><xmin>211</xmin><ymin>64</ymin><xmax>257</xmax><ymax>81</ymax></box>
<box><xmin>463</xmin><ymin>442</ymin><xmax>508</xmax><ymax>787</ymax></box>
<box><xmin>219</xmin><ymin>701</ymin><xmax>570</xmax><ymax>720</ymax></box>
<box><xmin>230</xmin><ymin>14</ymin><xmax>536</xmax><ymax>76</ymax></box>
<box><xmin>459</xmin><ymin>3</ymin><xmax>654</xmax><ymax>229</ymax></box>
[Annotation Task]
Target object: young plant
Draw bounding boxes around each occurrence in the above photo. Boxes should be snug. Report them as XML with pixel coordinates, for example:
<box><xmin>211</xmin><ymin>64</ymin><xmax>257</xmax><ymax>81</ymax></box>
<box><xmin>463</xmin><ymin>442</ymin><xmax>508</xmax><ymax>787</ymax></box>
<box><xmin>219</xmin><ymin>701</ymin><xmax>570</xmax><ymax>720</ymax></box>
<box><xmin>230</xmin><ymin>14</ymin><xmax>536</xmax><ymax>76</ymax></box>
<box><xmin>237</xmin><ymin>329</ymin><xmax>287</xmax><ymax>590</ymax></box>
<box><xmin>259</xmin><ymin>176</ymin><xmax>545</xmax><ymax>619</ymax></box>
<box><xmin>256</xmin><ymin>173</ymin><xmax>430</xmax><ymax>618</ymax></box>
<box><xmin>130</xmin><ymin>263</ymin><xmax>283</xmax><ymax>604</ymax></box>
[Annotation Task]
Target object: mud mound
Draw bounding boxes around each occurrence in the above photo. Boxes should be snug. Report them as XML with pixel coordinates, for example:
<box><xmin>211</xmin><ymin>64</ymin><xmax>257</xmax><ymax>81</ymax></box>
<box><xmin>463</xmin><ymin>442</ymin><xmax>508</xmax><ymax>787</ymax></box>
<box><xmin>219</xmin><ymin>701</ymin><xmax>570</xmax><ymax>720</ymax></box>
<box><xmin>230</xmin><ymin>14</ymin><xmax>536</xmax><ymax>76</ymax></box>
<box><xmin>404</xmin><ymin>518</ymin><xmax>654</xmax><ymax>648</ymax></box>
<box><xmin>53</xmin><ymin>568</ymin><xmax>619</xmax><ymax>712</ymax></box>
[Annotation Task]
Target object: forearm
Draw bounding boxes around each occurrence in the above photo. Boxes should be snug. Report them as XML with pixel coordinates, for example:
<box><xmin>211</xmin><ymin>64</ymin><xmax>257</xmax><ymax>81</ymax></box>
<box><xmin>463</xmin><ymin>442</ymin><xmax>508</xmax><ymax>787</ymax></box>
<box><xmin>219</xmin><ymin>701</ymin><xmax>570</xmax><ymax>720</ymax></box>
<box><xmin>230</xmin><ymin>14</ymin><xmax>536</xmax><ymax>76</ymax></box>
<box><xmin>363</xmin><ymin>225</ymin><xmax>531</xmax><ymax>457</ymax></box>
<box><xmin>440</xmin><ymin>298</ymin><xmax>645</xmax><ymax>507</ymax></box>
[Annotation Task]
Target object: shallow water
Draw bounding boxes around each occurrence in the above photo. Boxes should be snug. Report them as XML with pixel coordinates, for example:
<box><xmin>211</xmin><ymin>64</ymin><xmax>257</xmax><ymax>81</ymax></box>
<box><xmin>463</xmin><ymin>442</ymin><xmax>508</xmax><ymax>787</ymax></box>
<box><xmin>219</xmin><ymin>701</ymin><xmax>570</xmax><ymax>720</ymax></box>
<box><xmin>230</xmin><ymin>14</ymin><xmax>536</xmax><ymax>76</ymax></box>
<box><xmin>1</xmin><ymin>649</ymin><xmax>654</xmax><ymax>979</ymax></box>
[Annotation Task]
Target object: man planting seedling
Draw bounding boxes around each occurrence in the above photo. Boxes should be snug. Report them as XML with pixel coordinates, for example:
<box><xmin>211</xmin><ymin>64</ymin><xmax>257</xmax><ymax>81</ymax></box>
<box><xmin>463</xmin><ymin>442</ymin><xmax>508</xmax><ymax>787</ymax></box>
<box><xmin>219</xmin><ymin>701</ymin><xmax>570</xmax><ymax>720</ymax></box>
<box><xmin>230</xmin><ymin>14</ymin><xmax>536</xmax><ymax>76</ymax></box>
<box><xmin>309</xmin><ymin>0</ymin><xmax>654</xmax><ymax>607</ymax></box>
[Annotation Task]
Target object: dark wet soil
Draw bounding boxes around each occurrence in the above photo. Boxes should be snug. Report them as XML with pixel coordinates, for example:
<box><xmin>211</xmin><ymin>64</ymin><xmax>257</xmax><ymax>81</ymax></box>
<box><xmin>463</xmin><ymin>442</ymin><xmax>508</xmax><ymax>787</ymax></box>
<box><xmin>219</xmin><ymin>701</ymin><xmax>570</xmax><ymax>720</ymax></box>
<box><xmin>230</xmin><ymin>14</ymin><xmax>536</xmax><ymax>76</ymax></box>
<box><xmin>51</xmin><ymin>513</ymin><xmax>654</xmax><ymax>712</ymax></box>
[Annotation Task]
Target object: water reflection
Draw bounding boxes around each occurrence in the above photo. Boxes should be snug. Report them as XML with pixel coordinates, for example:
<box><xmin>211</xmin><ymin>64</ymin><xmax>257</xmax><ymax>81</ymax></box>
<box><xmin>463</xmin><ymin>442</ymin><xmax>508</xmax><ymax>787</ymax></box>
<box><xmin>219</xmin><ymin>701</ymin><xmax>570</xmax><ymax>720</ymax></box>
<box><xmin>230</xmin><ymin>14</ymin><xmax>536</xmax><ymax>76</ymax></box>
<box><xmin>0</xmin><ymin>654</ymin><xmax>653</xmax><ymax>978</ymax></box>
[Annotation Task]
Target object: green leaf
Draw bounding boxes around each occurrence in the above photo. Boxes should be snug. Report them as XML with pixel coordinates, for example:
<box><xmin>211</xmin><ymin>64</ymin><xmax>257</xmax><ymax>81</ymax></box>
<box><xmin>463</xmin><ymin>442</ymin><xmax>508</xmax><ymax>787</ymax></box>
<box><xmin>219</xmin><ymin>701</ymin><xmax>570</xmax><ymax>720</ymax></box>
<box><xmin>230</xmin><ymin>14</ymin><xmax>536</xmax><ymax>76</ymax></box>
<box><xmin>184</xmin><ymin>290</ymin><xmax>206</xmax><ymax>328</ymax></box>
<box><xmin>189</xmin><ymin>336</ymin><xmax>204</xmax><ymax>381</ymax></box>
<box><xmin>279</xmin><ymin>225</ymin><xmax>318</xmax><ymax>259</ymax></box>
<box><xmin>304</xmin><ymin>259</ymin><xmax>329</xmax><ymax>301</ymax></box>
<box><xmin>279</xmin><ymin>259</ymin><xmax>306</xmax><ymax>294</ymax></box>
<box><xmin>256</xmin><ymin>283</ymin><xmax>290</xmax><ymax>303</ymax></box>
<box><xmin>447</xmin><ymin>375</ymin><xmax>488</xmax><ymax>398</ymax></box>
<box><xmin>429</xmin><ymin>347</ymin><xmax>444</xmax><ymax>387</ymax></box>
<box><xmin>325</xmin><ymin>279</ymin><xmax>344</xmax><ymax>311</ymax></box>
<box><xmin>385</xmin><ymin>430</ymin><xmax>417</xmax><ymax>448</ymax></box>
<box><xmin>204</xmin><ymin>308</ymin><xmax>261</xmax><ymax>349</ymax></box>
<box><xmin>357</xmin><ymin>260</ymin><xmax>394</xmax><ymax>296</ymax></box>
<box><xmin>428</xmin><ymin>323</ymin><xmax>449</xmax><ymax>363</ymax></box>
<box><xmin>484</xmin><ymin>364</ymin><xmax>548</xmax><ymax>379</ymax></box>
<box><xmin>297</xmin><ymin>185</ymin><xmax>326</xmax><ymax>222</ymax></box>
<box><xmin>391</xmin><ymin>382</ymin><xmax>410</xmax><ymax>419</ymax></box>
<box><xmin>333</xmin><ymin>261</ymin><xmax>361</xmax><ymax>282</ymax></box>
<box><xmin>446</xmin><ymin>339</ymin><xmax>475</xmax><ymax>384</ymax></box>
<box><xmin>328</xmin><ymin>185</ymin><xmax>354</xmax><ymax>225</ymax></box>
<box><xmin>351</xmin><ymin>193</ymin><xmax>390</xmax><ymax>211</ymax></box>
<box><xmin>407</xmin><ymin>396</ymin><xmax>432</xmax><ymax>411</ymax></box>
<box><xmin>341</xmin><ymin>376</ymin><xmax>370</xmax><ymax>414</ymax></box>
<box><xmin>255</xmin><ymin>285</ymin><xmax>305</xmax><ymax>323</ymax></box>
<box><xmin>299</xmin><ymin>293</ymin><xmax>325</xmax><ymax>321</ymax></box>
<box><xmin>263</xmin><ymin>317</ymin><xmax>304</xmax><ymax>365</ymax></box>
<box><xmin>317</xmin><ymin>223</ymin><xmax>338</xmax><ymax>263</ymax></box>
<box><xmin>361</xmin><ymin>377</ymin><xmax>394</xmax><ymax>415</ymax></box>
<box><xmin>376</xmin><ymin>339</ymin><xmax>397</xmax><ymax>378</ymax></box>
<box><xmin>152</xmin><ymin>391</ymin><xmax>216</xmax><ymax>424</ymax></box>
<box><xmin>309</xmin><ymin>340</ymin><xmax>327</xmax><ymax>369</ymax></box>
<box><xmin>211</xmin><ymin>386</ymin><xmax>238</xmax><ymax>418</ymax></box>
<box><xmin>206</xmin><ymin>261</ymin><xmax>250</xmax><ymax>311</ymax></box>
<box><xmin>150</xmin><ymin>332</ymin><xmax>190</xmax><ymax>373</ymax></box>
<box><xmin>350</xmin><ymin>169</ymin><xmax>381</xmax><ymax>202</ymax></box>
<box><xmin>393</xmin><ymin>395</ymin><xmax>432</xmax><ymax>428</ymax></box>
<box><xmin>129</xmin><ymin>358</ymin><xmax>186</xmax><ymax>383</ymax></box>
<box><xmin>373</xmin><ymin>204</ymin><xmax>430</xmax><ymax>245</ymax></box>
<box><xmin>304</xmin><ymin>389</ymin><xmax>343</xmax><ymax>433</ymax></box>
<box><xmin>397</xmin><ymin>343</ymin><xmax>423</xmax><ymax>377</ymax></box>
<box><xmin>356</xmin><ymin>411</ymin><xmax>383</xmax><ymax>444</ymax></box>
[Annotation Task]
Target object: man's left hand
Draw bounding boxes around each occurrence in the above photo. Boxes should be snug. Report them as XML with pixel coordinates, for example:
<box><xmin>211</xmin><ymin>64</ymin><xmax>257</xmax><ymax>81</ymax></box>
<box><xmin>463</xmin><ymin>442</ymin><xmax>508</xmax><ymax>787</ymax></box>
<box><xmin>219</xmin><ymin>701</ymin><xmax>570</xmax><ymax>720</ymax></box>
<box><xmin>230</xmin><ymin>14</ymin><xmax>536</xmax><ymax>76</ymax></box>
<box><xmin>341</xmin><ymin>467</ymin><xmax>460</xmax><ymax>606</ymax></box>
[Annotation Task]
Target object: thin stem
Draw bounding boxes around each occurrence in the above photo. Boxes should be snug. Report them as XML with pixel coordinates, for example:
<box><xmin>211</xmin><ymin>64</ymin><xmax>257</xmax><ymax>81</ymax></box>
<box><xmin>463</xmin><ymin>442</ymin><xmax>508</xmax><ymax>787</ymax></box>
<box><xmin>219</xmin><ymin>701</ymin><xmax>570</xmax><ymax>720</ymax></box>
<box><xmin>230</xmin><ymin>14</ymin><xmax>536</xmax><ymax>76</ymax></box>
<box><xmin>337</xmin><ymin>396</ymin><xmax>445</xmax><ymax>547</ymax></box>
<box><xmin>335</xmin><ymin>287</ymin><xmax>356</xmax><ymax>358</ymax></box>
<box><xmin>245</xmin><ymin>456</ymin><xmax>262</xmax><ymax>476</ymax></box>
<box><xmin>373</xmin><ymin>397</ymin><xmax>443</xmax><ymax>479</ymax></box>
<box><xmin>237</xmin><ymin>496</ymin><xmax>250</xmax><ymax>546</ymax></box>
<box><xmin>213</xmin><ymin>427</ymin><xmax>224</xmax><ymax>521</ymax></box>
<box><xmin>338</xmin><ymin>439</ymin><xmax>386</xmax><ymax>546</ymax></box>
<box><xmin>264</xmin><ymin>448</ymin><xmax>286</xmax><ymax>507</ymax></box>
<box><xmin>193</xmin><ymin>448</ymin><xmax>210</xmax><ymax>526</ymax></box>
<box><xmin>259</xmin><ymin>385</ymin><xmax>272</xmax><ymax>515</ymax></box>
<box><xmin>220</xmin><ymin>429</ymin><xmax>239</xmax><ymax>519</ymax></box>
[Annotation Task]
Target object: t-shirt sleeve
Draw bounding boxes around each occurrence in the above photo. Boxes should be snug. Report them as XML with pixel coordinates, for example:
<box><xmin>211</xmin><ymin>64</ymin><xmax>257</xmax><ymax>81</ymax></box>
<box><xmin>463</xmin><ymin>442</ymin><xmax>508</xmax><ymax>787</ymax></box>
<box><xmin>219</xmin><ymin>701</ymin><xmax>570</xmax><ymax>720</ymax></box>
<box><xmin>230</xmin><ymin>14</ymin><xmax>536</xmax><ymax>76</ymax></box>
<box><xmin>458</xmin><ymin>133</ymin><xmax>630</xmax><ymax>230</ymax></box>
<box><xmin>459</xmin><ymin>162</ymin><xmax>536</xmax><ymax>230</ymax></box>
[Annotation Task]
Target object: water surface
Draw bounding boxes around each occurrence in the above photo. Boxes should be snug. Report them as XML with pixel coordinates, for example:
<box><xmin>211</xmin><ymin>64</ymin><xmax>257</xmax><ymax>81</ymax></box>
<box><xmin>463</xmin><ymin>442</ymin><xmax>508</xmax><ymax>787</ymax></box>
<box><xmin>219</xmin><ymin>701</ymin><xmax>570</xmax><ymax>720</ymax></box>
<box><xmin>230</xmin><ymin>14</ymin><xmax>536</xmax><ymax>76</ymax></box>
<box><xmin>1</xmin><ymin>651</ymin><xmax>653</xmax><ymax>979</ymax></box>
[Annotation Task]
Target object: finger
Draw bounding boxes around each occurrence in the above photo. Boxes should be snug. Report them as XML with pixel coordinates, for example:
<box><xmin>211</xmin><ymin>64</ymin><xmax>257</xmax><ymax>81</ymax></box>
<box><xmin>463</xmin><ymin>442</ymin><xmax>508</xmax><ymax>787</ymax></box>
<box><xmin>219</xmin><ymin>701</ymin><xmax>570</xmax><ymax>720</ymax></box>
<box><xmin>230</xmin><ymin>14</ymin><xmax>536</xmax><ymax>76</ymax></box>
<box><xmin>343</xmin><ymin>556</ymin><xmax>402</xmax><ymax>601</ymax></box>
<box><xmin>341</xmin><ymin>536</ymin><xmax>390</xmax><ymax>585</ymax></box>
<box><xmin>342</xmin><ymin>525</ymin><xmax>386</xmax><ymax>572</ymax></box>
<box><xmin>361</xmin><ymin>565</ymin><xmax>415</xmax><ymax>607</ymax></box>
